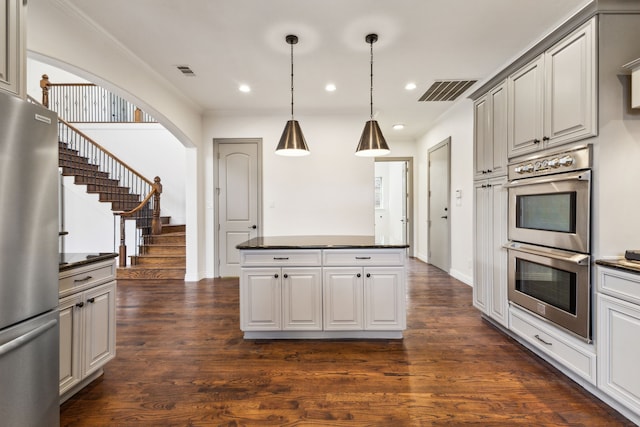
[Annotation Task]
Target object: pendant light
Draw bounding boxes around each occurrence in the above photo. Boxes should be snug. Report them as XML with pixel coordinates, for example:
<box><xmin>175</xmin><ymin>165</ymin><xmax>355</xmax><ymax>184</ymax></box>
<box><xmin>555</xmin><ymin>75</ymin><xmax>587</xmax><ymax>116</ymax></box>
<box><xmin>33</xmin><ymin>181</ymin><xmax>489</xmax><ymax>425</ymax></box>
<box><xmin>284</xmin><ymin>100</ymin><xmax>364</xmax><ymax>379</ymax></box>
<box><xmin>355</xmin><ymin>33</ymin><xmax>390</xmax><ymax>157</ymax></box>
<box><xmin>276</xmin><ymin>34</ymin><xmax>310</xmax><ymax>156</ymax></box>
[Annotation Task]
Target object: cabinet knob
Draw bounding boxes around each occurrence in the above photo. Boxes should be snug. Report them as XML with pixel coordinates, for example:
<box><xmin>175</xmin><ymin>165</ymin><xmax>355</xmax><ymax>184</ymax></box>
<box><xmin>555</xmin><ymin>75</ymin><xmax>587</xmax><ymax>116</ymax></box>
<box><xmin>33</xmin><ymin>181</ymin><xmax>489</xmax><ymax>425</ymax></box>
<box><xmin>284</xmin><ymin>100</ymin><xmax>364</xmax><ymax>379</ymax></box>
<box><xmin>366</xmin><ymin>273</ymin><xmax>371</xmax><ymax>278</ymax></box>
<box><xmin>283</xmin><ymin>274</ymin><xmax>288</xmax><ymax>279</ymax></box>
<box><xmin>542</xmin><ymin>136</ymin><xmax>550</xmax><ymax>141</ymax></box>
<box><xmin>533</xmin><ymin>139</ymin><xmax>541</xmax><ymax>144</ymax></box>
<box><xmin>75</xmin><ymin>302</ymin><xmax>84</xmax><ymax>308</ymax></box>
<box><xmin>356</xmin><ymin>273</ymin><xmax>361</xmax><ymax>278</ymax></box>
<box><xmin>274</xmin><ymin>274</ymin><xmax>279</xmax><ymax>279</ymax></box>
<box><xmin>87</xmin><ymin>298</ymin><xmax>95</xmax><ymax>304</ymax></box>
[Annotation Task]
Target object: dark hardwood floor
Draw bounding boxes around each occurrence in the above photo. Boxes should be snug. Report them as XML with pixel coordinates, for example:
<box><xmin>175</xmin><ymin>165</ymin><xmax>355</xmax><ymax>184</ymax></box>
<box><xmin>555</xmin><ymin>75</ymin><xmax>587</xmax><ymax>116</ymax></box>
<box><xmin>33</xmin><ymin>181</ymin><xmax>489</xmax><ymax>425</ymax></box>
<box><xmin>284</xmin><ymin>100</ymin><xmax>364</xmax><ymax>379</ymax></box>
<box><xmin>60</xmin><ymin>258</ymin><xmax>632</xmax><ymax>426</ymax></box>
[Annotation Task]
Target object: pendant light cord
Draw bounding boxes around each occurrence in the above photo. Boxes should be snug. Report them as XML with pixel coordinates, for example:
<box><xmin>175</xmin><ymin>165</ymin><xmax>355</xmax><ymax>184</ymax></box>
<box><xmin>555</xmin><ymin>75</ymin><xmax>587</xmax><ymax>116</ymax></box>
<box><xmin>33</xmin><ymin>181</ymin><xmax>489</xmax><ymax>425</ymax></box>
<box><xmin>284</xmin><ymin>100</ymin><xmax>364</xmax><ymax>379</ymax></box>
<box><xmin>290</xmin><ymin>40</ymin><xmax>295</xmax><ymax>120</ymax></box>
<box><xmin>369</xmin><ymin>39</ymin><xmax>374</xmax><ymax>120</ymax></box>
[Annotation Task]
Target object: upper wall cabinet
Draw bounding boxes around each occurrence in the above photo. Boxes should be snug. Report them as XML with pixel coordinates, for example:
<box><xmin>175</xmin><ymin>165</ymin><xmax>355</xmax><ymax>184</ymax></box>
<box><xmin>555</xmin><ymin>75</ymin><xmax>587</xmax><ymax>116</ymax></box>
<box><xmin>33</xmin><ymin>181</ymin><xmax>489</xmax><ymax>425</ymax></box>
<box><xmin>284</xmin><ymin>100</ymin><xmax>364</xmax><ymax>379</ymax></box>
<box><xmin>508</xmin><ymin>17</ymin><xmax>596</xmax><ymax>159</ymax></box>
<box><xmin>0</xmin><ymin>0</ymin><xmax>26</xmax><ymax>97</ymax></box>
<box><xmin>474</xmin><ymin>80</ymin><xmax>508</xmax><ymax>179</ymax></box>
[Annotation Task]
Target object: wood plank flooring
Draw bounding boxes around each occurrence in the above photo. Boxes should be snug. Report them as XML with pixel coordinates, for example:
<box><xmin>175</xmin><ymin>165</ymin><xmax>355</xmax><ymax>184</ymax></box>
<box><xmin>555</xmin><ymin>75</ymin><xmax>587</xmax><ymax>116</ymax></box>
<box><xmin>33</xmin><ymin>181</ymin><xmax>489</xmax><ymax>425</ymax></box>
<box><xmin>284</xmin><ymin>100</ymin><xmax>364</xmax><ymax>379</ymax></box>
<box><xmin>60</xmin><ymin>258</ymin><xmax>633</xmax><ymax>426</ymax></box>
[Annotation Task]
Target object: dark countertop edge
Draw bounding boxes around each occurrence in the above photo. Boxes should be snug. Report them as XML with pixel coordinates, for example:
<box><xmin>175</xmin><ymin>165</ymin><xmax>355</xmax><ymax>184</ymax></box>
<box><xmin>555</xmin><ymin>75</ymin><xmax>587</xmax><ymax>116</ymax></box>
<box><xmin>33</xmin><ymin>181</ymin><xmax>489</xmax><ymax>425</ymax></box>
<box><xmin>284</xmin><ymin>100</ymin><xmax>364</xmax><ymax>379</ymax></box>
<box><xmin>596</xmin><ymin>258</ymin><xmax>640</xmax><ymax>275</ymax></box>
<box><xmin>236</xmin><ymin>236</ymin><xmax>409</xmax><ymax>250</ymax></box>
<box><xmin>59</xmin><ymin>252</ymin><xmax>118</xmax><ymax>272</ymax></box>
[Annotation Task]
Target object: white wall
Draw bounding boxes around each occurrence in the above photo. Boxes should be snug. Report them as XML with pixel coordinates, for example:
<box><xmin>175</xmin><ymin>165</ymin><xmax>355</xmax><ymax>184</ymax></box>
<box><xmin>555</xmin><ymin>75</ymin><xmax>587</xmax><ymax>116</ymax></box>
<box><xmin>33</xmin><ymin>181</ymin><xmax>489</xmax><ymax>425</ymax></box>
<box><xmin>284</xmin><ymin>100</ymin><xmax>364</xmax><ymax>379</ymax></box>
<box><xmin>203</xmin><ymin>112</ymin><xmax>417</xmax><ymax>277</ymax></box>
<box><xmin>416</xmin><ymin>100</ymin><xmax>474</xmax><ymax>285</ymax></box>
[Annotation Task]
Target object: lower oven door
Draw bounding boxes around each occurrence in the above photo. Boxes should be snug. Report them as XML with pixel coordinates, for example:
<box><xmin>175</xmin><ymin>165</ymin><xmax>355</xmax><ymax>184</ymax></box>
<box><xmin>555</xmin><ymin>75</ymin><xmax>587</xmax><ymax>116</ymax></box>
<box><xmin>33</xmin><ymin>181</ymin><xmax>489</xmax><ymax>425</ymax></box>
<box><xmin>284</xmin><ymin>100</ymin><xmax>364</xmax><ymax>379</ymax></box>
<box><xmin>505</xmin><ymin>242</ymin><xmax>591</xmax><ymax>341</ymax></box>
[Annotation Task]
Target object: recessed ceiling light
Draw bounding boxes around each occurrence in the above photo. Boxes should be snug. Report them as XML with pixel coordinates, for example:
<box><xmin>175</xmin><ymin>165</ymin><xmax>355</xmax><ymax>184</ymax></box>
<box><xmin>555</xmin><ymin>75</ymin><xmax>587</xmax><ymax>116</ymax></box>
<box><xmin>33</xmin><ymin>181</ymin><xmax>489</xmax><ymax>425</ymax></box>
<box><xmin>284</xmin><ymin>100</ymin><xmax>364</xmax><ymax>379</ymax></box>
<box><xmin>393</xmin><ymin>124</ymin><xmax>405</xmax><ymax>130</ymax></box>
<box><xmin>239</xmin><ymin>84</ymin><xmax>251</xmax><ymax>93</ymax></box>
<box><xmin>405</xmin><ymin>82</ymin><xmax>417</xmax><ymax>91</ymax></box>
<box><xmin>325</xmin><ymin>83</ymin><xmax>336</xmax><ymax>92</ymax></box>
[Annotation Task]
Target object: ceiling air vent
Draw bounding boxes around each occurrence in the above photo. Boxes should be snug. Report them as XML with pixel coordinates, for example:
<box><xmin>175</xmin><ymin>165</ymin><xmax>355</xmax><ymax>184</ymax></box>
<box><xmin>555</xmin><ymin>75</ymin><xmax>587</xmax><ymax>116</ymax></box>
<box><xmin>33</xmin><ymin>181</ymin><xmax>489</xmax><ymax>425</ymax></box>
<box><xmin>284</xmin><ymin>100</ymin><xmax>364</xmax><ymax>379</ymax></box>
<box><xmin>176</xmin><ymin>65</ymin><xmax>196</xmax><ymax>77</ymax></box>
<box><xmin>418</xmin><ymin>79</ymin><xmax>477</xmax><ymax>102</ymax></box>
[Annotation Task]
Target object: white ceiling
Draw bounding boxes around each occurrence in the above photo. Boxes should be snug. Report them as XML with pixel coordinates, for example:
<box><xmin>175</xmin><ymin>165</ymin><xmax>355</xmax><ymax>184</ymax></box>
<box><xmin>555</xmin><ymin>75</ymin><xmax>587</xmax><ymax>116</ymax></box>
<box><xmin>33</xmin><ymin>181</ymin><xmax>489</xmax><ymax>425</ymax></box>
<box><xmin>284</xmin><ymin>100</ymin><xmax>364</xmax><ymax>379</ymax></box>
<box><xmin>63</xmin><ymin>0</ymin><xmax>591</xmax><ymax>140</ymax></box>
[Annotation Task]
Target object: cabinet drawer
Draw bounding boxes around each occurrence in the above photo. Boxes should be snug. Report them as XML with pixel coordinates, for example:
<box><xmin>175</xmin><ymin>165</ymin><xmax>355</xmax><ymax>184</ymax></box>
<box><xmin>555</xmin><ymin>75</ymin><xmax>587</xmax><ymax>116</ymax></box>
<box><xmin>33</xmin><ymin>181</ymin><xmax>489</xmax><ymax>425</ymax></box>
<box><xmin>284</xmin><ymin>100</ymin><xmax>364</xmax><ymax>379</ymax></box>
<box><xmin>59</xmin><ymin>261</ymin><xmax>115</xmax><ymax>296</ymax></box>
<box><xmin>323</xmin><ymin>249</ymin><xmax>405</xmax><ymax>266</ymax></box>
<box><xmin>509</xmin><ymin>306</ymin><xmax>596</xmax><ymax>385</ymax></box>
<box><xmin>240</xmin><ymin>250</ymin><xmax>322</xmax><ymax>267</ymax></box>
<box><xmin>598</xmin><ymin>266</ymin><xmax>640</xmax><ymax>305</ymax></box>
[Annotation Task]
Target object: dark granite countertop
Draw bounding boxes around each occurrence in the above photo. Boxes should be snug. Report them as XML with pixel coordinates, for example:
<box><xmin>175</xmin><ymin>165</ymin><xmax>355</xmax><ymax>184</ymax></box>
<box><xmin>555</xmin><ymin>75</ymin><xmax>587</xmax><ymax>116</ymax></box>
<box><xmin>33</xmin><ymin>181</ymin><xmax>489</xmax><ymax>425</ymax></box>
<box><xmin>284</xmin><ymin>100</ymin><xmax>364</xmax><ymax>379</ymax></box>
<box><xmin>596</xmin><ymin>258</ymin><xmax>640</xmax><ymax>275</ymax></box>
<box><xmin>236</xmin><ymin>235</ymin><xmax>409</xmax><ymax>250</ymax></box>
<box><xmin>59</xmin><ymin>252</ymin><xmax>118</xmax><ymax>272</ymax></box>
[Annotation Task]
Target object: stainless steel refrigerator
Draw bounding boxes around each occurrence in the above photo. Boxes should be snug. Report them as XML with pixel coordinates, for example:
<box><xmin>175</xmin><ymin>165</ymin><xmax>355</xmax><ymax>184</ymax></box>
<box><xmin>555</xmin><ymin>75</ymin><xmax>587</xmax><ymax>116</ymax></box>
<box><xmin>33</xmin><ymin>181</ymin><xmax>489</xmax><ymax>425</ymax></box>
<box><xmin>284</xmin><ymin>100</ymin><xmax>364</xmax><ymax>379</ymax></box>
<box><xmin>0</xmin><ymin>90</ymin><xmax>60</xmax><ymax>426</ymax></box>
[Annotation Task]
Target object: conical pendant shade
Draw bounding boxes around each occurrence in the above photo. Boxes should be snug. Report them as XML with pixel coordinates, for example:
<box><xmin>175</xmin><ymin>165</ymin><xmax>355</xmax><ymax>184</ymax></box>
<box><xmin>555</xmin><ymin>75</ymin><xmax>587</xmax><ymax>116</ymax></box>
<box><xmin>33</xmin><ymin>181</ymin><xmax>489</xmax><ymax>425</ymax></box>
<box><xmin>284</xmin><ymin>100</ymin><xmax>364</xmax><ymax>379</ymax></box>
<box><xmin>355</xmin><ymin>119</ymin><xmax>390</xmax><ymax>157</ymax></box>
<box><xmin>276</xmin><ymin>119</ymin><xmax>310</xmax><ymax>156</ymax></box>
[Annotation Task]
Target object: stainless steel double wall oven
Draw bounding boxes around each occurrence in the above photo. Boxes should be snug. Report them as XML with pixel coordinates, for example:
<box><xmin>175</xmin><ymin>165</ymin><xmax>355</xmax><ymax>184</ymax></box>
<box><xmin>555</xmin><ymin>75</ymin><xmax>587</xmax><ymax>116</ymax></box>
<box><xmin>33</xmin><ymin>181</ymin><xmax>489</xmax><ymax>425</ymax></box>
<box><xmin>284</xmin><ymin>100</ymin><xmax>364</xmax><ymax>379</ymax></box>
<box><xmin>505</xmin><ymin>145</ymin><xmax>592</xmax><ymax>341</ymax></box>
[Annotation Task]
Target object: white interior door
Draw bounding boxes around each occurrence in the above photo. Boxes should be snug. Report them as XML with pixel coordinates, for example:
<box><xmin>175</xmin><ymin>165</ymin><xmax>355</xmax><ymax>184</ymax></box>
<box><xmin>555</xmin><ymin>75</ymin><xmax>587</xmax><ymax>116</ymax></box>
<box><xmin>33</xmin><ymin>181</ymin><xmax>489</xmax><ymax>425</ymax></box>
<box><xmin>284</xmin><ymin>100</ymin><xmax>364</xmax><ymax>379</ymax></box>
<box><xmin>428</xmin><ymin>138</ymin><xmax>451</xmax><ymax>272</ymax></box>
<box><xmin>216</xmin><ymin>140</ymin><xmax>261</xmax><ymax>277</ymax></box>
<box><xmin>374</xmin><ymin>158</ymin><xmax>413</xmax><ymax>256</ymax></box>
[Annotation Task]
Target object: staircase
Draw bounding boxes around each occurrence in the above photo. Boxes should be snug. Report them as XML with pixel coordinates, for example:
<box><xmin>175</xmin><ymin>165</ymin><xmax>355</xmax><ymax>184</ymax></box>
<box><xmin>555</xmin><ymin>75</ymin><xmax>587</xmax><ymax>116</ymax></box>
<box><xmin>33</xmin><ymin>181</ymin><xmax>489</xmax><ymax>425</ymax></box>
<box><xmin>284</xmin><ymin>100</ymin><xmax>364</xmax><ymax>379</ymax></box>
<box><xmin>116</xmin><ymin>223</ymin><xmax>186</xmax><ymax>280</ymax></box>
<box><xmin>58</xmin><ymin>140</ymin><xmax>186</xmax><ymax>280</ymax></box>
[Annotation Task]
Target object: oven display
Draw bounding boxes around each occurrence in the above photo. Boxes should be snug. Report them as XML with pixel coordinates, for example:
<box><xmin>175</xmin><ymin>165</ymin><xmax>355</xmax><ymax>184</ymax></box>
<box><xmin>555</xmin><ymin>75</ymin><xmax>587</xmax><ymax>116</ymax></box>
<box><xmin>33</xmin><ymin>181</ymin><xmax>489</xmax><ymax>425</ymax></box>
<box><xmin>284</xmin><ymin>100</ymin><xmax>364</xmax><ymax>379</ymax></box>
<box><xmin>516</xmin><ymin>192</ymin><xmax>577</xmax><ymax>233</ymax></box>
<box><xmin>515</xmin><ymin>258</ymin><xmax>577</xmax><ymax>315</ymax></box>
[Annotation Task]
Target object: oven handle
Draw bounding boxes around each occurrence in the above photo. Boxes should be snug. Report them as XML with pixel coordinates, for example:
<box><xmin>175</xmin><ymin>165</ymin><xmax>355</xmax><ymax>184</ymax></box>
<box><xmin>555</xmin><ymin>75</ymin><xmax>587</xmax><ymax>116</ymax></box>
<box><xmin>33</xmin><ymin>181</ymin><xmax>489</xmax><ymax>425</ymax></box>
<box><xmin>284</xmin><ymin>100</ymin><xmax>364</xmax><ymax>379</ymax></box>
<box><xmin>504</xmin><ymin>170</ymin><xmax>590</xmax><ymax>188</ymax></box>
<box><xmin>503</xmin><ymin>242</ymin><xmax>590</xmax><ymax>265</ymax></box>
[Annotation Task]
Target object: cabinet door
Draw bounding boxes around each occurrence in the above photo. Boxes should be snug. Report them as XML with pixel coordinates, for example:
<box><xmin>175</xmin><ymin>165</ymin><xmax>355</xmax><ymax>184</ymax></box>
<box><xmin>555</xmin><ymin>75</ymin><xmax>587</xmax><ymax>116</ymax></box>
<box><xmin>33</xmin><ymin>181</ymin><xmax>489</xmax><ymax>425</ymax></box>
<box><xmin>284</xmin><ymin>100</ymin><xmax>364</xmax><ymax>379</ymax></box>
<box><xmin>363</xmin><ymin>267</ymin><xmax>405</xmax><ymax>330</ymax></box>
<box><xmin>0</xmin><ymin>0</ymin><xmax>24</xmax><ymax>96</ymax></box>
<box><xmin>83</xmin><ymin>281</ymin><xmax>116</xmax><ymax>377</ymax></box>
<box><xmin>544</xmin><ymin>17</ymin><xmax>596</xmax><ymax>148</ymax></box>
<box><xmin>282</xmin><ymin>267</ymin><xmax>322</xmax><ymax>330</ymax></box>
<box><xmin>323</xmin><ymin>268</ymin><xmax>363</xmax><ymax>330</ymax></box>
<box><xmin>240</xmin><ymin>268</ymin><xmax>282</xmax><ymax>331</ymax></box>
<box><xmin>488</xmin><ymin>178</ymin><xmax>508</xmax><ymax>327</ymax></box>
<box><xmin>473</xmin><ymin>182</ymin><xmax>489</xmax><ymax>312</ymax></box>
<box><xmin>58</xmin><ymin>293</ymin><xmax>83</xmax><ymax>396</ymax></box>
<box><xmin>489</xmin><ymin>82</ymin><xmax>508</xmax><ymax>176</ymax></box>
<box><xmin>597</xmin><ymin>294</ymin><xmax>640</xmax><ymax>413</ymax></box>
<box><xmin>473</xmin><ymin>95</ymin><xmax>490</xmax><ymax>178</ymax></box>
<box><xmin>508</xmin><ymin>56</ymin><xmax>544</xmax><ymax>158</ymax></box>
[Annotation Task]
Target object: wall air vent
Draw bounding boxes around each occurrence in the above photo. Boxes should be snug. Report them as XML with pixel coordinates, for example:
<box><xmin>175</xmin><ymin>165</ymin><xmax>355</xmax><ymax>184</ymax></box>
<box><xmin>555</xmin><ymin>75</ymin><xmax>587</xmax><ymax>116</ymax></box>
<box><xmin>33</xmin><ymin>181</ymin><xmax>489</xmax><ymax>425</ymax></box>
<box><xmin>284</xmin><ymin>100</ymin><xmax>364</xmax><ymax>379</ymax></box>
<box><xmin>418</xmin><ymin>79</ymin><xmax>477</xmax><ymax>102</ymax></box>
<box><xmin>176</xmin><ymin>65</ymin><xmax>196</xmax><ymax>77</ymax></box>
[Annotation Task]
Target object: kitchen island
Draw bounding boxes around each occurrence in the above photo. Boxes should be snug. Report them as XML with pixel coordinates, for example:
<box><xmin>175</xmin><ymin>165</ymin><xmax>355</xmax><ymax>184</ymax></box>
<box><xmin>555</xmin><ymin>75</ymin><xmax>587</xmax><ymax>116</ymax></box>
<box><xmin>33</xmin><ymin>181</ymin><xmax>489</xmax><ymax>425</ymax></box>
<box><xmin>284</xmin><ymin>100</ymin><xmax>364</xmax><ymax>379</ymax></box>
<box><xmin>237</xmin><ymin>236</ymin><xmax>408</xmax><ymax>339</ymax></box>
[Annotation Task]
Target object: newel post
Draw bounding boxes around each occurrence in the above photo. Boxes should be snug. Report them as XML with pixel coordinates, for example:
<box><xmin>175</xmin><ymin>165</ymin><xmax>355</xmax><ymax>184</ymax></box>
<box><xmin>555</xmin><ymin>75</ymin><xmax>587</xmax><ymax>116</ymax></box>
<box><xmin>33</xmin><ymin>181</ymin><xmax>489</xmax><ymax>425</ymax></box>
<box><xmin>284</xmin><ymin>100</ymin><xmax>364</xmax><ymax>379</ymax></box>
<box><xmin>151</xmin><ymin>176</ymin><xmax>163</xmax><ymax>235</ymax></box>
<box><xmin>118</xmin><ymin>215</ymin><xmax>127</xmax><ymax>267</ymax></box>
<box><xmin>40</xmin><ymin>74</ymin><xmax>50</xmax><ymax>108</ymax></box>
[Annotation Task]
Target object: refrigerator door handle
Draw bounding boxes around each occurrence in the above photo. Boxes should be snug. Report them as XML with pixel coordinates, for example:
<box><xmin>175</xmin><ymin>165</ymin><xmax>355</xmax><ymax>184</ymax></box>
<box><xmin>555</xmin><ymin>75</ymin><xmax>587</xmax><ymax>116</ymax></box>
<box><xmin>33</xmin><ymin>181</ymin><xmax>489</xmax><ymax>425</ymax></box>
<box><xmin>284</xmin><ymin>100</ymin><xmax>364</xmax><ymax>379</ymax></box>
<box><xmin>0</xmin><ymin>319</ymin><xmax>58</xmax><ymax>357</ymax></box>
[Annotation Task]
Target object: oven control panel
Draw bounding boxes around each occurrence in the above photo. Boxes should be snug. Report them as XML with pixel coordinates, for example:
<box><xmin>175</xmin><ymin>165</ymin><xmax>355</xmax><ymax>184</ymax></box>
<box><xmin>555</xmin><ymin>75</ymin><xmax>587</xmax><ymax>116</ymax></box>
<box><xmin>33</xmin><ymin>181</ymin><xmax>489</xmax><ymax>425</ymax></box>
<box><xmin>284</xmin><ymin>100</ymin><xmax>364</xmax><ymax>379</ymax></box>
<box><xmin>508</xmin><ymin>145</ymin><xmax>592</xmax><ymax>180</ymax></box>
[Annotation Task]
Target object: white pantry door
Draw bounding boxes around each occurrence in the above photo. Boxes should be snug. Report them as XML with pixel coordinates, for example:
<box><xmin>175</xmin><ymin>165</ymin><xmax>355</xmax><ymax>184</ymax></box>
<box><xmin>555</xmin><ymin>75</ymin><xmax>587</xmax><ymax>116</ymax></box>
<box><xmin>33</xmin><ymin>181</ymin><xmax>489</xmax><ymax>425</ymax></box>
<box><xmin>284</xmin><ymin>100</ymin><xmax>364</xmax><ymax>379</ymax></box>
<box><xmin>216</xmin><ymin>140</ymin><xmax>261</xmax><ymax>277</ymax></box>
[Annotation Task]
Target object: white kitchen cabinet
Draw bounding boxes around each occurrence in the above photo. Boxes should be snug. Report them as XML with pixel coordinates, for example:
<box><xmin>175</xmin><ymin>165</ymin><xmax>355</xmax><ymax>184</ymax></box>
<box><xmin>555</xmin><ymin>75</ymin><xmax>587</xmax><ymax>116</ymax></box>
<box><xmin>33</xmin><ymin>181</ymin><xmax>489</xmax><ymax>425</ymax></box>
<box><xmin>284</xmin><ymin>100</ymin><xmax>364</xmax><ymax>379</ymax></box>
<box><xmin>508</xmin><ymin>17</ymin><xmax>596</xmax><ymax>158</ymax></box>
<box><xmin>238</xmin><ymin>244</ymin><xmax>406</xmax><ymax>338</ymax></box>
<box><xmin>597</xmin><ymin>267</ymin><xmax>640</xmax><ymax>419</ymax></box>
<box><xmin>240</xmin><ymin>266</ymin><xmax>322</xmax><ymax>331</ymax></box>
<box><xmin>323</xmin><ymin>266</ymin><xmax>405</xmax><ymax>331</ymax></box>
<box><xmin>0</xmin><ymin>0</ymin><xmax>25</xmax><ymax>97</ymax></box>
<box><xmin>474</xmin><ymin>80</ymin><xmax>508</xmax><ymax>179</ymax></box>
<box><xmin>473</xmin><ymin>176</ymin><xmax>508</xmax><ymax>327</ymax></box>
<box><xmin>59</xmin><ymin>258</ymin><xmax>117</xmax><ymax>403</ymax></box>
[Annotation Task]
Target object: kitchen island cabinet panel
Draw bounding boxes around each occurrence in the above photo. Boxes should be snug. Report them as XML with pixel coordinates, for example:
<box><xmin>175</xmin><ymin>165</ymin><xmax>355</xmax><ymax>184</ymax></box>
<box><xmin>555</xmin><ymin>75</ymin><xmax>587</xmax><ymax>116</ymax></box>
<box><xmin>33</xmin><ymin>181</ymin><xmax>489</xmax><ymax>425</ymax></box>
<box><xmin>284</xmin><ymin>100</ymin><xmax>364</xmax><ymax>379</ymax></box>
<box><xmin>238</xmin><ymin>237</ymin><xmax>407</xmax><ymax>339</ymax></box>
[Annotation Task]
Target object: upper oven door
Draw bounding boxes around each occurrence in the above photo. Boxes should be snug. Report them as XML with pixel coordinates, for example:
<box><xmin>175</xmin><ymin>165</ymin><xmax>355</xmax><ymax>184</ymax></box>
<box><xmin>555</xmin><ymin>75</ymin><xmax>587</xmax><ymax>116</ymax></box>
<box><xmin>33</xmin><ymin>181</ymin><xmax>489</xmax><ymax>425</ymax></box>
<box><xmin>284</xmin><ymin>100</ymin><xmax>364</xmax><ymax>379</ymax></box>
<box><xmin>507</xmin><ymin>170</ymin><xmax>590</xmax><ymax>253</ymax></box>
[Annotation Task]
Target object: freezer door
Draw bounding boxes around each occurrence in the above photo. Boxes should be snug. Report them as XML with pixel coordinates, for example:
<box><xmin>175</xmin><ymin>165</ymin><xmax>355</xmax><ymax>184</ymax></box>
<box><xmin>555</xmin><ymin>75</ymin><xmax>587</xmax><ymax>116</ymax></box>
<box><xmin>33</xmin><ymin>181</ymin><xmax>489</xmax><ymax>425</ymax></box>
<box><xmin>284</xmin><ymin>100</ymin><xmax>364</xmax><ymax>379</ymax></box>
<box><xmin>0</xmin><ymin>310</ymin><xmax>60</xmax><ymax>427</ymax></box>
<box><xmin>0</xmin><ymin>91</ymin><xmax>59</xmax><ymax>329</ymax></box>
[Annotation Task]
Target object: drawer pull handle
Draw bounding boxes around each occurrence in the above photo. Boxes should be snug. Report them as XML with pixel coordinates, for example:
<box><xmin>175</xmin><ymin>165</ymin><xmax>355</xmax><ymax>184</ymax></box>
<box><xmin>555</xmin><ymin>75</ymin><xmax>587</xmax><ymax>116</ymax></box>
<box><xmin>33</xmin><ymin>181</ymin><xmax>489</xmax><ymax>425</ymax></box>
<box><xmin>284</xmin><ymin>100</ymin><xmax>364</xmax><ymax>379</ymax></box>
<box><xmin>75</xmin><ymin>302</ymin><xmax>84</xmax><ymax>308</ymax></box>
<box><xmin>73</xmin><ymin>275</ymin><xmax>93</xmax><ymax>283</ymax></box>
<box><xmin>535</xmin><ymin>334</ymin><xmax>552</xmax><ymax>346</ymax></box>
<box><xmin>273</xmin><ymin>257</ymin><xmax>289</xmax><ymax>260</ymax></box>
<box><xmin>355</xmin><ymin>257</ymin><xmax>371</xmax><ymax>260</ymax></box>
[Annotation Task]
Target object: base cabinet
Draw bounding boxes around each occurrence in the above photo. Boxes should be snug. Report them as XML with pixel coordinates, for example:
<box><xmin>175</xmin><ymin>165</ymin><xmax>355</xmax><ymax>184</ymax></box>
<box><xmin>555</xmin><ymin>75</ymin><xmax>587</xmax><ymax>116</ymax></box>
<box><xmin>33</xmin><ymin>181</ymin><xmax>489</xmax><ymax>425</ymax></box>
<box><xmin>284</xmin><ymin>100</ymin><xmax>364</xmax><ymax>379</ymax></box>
<box><xmin>59</xmin><ymin>259</ymin><xmax>116</xmax><ymax>402</ymax></box>
<box><xmin>239</xmin><ymin>248</ymin><xmax>406</xmax><ymax>338</ymax></box>
<box><xmin>597</xmin><ymin>267</ymin><xmax>640</xmax><ymax>419</ymax></box>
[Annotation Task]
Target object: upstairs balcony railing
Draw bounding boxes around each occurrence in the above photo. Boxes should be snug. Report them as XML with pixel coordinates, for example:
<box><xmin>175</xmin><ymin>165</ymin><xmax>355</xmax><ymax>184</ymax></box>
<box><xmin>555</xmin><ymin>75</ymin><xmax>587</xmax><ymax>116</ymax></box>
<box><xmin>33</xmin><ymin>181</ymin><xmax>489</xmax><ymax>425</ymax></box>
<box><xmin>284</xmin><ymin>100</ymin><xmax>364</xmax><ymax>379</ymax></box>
<box><xmin>40</xmin><ymin>74</ymin><xmax>156</xmax><ymax>123</ymax></box>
